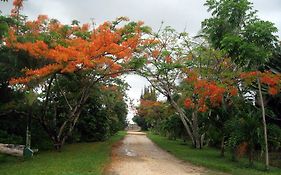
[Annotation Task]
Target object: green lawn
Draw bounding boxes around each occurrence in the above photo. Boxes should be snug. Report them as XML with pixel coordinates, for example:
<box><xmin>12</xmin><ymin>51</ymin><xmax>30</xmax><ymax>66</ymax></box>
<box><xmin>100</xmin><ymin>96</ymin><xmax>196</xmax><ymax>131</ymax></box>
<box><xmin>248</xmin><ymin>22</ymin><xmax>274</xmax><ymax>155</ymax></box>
<box><xmin>0</xmin><ymin>131</ymin><xmax>126</xmax><ymax>175</ymax></box>
<box><xmin>148</xmin><ymin>133</ymin><xmax>281</xmax><ymax>175</ymax></box>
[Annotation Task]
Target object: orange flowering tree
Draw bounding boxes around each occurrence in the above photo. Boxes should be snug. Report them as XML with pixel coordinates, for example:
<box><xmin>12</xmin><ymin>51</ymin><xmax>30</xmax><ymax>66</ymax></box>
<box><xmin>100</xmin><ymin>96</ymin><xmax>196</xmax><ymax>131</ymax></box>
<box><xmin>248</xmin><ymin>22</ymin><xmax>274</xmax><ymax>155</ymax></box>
<box><xmin>137</xmin><ymin>99</ymin><xmax>163</xmax><ymax>119</ymax></box>
<box><xmin>183</xmin><ymin>59</ymin><xmax>281</xmax><ymax>156</ymax></box>
<box><xmin>239</xmin><ymin>70</ymin><xmax>281</xmax><ymax>166</ymax></box>
<box><xmin>134</xmin><ymin>87</ymin><xmax>171</xmax><ymax>132</ymax></box>
<box><xmin>180</xmin><ymin>47</ymin><xmax>242</xmax><ymax>150</ymax></box>
<box><xmin>6</xmin><ymin>1</ymin><xmax>146</xmax><ymax>148</ymax></box>
<box><xmin>202</xmin><ymin>0</ymin><xmax>279</xmax><ymax>169</ymax></box>
<box><xmin>181</xmin><ymin>54</ymin><xmax>242</xmax><ymax>153</ymax></box>
<box><xmin>184</xmin><ymin>78</ymin><xmax>238</xmax><ymax>113</ymax></box>
<box><xmin>136</xmin><ymin>87</ymin><xmax>159</xmax><ymax>118</ymax></box>
<box><xmin>135</xmin><ymin>26</ymin><xmax>208</xmax><ymax>148</ymax></box>
<box><xmin>240</xmin><ymin>71</ymin><xmax>281</xmax><ymax>95</ymax></box>
<box><xmin>8</xmin><ymin>16</ymin><xmax>142</xmax><ymax>85</ymax></box>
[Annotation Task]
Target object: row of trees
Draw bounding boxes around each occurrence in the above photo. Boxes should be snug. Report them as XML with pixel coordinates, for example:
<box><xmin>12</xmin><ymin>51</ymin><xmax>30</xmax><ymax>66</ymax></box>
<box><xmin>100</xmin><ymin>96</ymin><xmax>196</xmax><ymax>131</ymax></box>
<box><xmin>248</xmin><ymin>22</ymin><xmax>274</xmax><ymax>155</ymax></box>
<box><xmin>133</xmin><ymin>0</ymin><xmax>281</xmax><ymax>170</ymax></box>
<box><xmin>0</xmin><ymin>0</ymin><xmax>281</xmax><ymax>170</ymax></box>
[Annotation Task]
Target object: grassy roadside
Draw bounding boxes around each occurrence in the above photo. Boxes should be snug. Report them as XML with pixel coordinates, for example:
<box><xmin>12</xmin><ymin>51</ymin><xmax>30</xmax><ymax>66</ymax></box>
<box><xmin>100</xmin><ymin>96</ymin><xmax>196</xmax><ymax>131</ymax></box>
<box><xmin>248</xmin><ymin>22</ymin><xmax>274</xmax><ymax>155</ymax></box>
<box><xmin>0</xmin><ymin>131</ymin><xmax>126</xmax><ymax>175</ymax></box>
<box><xmin>147</xmin><ymin>133</ymin><xmax>281</xmax><ymax>175</ymax></box>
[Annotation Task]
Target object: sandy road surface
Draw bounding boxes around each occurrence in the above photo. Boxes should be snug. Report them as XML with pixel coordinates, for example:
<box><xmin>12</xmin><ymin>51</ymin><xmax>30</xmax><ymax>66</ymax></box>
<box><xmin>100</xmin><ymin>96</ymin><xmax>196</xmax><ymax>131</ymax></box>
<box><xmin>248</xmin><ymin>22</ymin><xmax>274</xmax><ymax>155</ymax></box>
<box><xmin>104</xmin><ymin>131</ymin><xmax>224</xmax><ymax>175</ymax></box>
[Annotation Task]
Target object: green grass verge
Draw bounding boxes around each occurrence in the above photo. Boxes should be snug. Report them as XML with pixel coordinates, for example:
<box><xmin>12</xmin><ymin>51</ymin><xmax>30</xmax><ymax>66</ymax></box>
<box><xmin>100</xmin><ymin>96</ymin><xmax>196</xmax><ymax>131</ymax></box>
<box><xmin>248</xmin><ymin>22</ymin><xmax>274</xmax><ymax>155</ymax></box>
<box><xmin>147</xmin><ymin>133</ymin><xmax>281</xmax><ymax>175</ymax></box>
<box><xmin>0</xmin><ymin>131</ymin><xmax>126</xmax><ymax>175</ymax></box>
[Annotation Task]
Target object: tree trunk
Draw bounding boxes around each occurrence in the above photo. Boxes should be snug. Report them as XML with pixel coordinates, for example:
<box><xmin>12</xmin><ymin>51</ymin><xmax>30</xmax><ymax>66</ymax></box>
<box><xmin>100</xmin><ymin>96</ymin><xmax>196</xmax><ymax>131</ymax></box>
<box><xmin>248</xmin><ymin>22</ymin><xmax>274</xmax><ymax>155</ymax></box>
<box><xmin>200</xmin><ymin>133</ymin><xmax>205</xmax><ymax>148</ymax></box>
<box><xmin>258</xmin><ymin>78</ymin><xmax>269</xmax><ymax>170</ymax></box>
<box><xmin>220</xmin><ymin>136</ymin><xmax>225</xmax><ymax>157</ymax></box>
<box><xmin>39</xmin><ymin>75</ymin><xmax>95</xmax><ymax>151</ymax></box>
<box><xmin>40</xmin><ymin>100</ymin><xmax>85</xmax><ymax>151</ymax></box>
<box><xmin>26</xmin><ymin>108</ymin><xmax>32</xmax><ymax>149</ymax></box>
<box><xmin>61</xmin><ymin>110</ymin><xmax>82</xmax><ymax>146</ymax></box>
<box><xmin>192</xmin><ymin>111</ymin><xmax>201</xmax><ymax>149</ymax></box>
<box><xmin>232</xmin><ymin>147</ymin><xmax>238</xmax><ymax>162</ymax></box>
<box><xmin>248</xmin><ymin>145</ymin><xmax>254</xmax><ymax>167</ymax></box>
<box><xmin>54</xmin><ymin>140</ymin><xmax>62</xmax><ymax>151</ymax></box>
<box><xmin>169</xmin><ymin>98</ymin><xmax>195</xmax><ymax>146</ymax></box>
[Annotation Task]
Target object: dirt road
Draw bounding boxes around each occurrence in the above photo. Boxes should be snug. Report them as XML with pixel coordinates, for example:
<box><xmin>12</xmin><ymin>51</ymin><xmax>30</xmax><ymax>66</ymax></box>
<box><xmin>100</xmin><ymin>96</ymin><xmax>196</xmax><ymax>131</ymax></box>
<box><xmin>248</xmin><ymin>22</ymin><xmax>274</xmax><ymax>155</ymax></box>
<box><xmin>104</xmin><ymin>131</ymin><xmax>222</xmax><ymax>175</ymax></box>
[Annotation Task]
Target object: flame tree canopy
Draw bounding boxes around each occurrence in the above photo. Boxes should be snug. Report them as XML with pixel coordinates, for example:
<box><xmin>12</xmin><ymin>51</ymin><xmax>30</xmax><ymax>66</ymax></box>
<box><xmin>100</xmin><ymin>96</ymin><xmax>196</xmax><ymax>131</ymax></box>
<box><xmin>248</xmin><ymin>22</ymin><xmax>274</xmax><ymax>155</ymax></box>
<box><xmin>7</xmin><ymin>15</ymin><xmax>146</xmax><ymax>85</ymax></box>
<box><xmin>3</xmin><ymin>0</ymin><xmax>153</xmax><ymax>149</ymax></box>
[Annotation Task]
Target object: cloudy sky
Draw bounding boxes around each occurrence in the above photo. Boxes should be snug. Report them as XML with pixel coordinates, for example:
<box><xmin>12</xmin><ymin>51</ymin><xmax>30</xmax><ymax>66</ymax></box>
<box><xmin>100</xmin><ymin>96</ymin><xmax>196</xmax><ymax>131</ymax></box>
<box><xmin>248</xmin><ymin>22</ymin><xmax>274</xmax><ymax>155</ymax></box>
<box><xmin>1</xmin><ymin>0</ymin><xmax>281</xmax><ymax>122</ymax></box>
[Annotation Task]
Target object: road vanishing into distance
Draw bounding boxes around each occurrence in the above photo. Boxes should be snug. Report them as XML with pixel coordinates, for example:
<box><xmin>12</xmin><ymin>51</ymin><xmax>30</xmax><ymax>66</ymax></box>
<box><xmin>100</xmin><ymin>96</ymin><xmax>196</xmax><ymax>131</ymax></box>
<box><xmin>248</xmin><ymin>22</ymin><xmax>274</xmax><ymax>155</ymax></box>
<box><xmin>104</xmin><ymin>131</ymin><xmax>226</xmax><ymax>175</ymax></box>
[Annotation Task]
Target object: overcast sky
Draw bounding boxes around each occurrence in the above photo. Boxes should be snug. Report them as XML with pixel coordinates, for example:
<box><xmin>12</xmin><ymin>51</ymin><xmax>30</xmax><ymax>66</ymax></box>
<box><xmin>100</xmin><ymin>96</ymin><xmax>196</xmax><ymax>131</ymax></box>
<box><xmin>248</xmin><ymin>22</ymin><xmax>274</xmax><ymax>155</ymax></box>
<box><xmin>1</xmin><ymin>0</ymin><xmax>280</xmax><ymax>122</ymax></box>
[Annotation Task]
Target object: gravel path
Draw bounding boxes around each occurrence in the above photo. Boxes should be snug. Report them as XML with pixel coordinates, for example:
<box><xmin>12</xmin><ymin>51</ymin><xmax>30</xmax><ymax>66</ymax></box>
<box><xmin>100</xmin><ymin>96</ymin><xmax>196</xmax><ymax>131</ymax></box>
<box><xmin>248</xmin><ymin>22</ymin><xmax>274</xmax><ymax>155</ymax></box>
<box><xmin>104</xmin><ymin>131</ymin><xmax>224</xmax><ymax>175</ymax></box>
